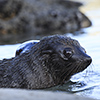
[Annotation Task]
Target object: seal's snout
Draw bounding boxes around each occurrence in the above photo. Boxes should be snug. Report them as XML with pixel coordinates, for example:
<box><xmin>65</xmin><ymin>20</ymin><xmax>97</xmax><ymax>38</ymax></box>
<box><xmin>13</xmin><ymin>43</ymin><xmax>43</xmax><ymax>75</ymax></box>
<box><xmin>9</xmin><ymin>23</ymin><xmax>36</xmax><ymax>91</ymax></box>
<box><xmin>85</xmin><ymin>56</ymin><xmax>92</xmax><ymax>65</ymax></box>
<box><xmin>81</xmin><ymin>51</ymin><xmax>92</xmax><ymax>65</ymax></box>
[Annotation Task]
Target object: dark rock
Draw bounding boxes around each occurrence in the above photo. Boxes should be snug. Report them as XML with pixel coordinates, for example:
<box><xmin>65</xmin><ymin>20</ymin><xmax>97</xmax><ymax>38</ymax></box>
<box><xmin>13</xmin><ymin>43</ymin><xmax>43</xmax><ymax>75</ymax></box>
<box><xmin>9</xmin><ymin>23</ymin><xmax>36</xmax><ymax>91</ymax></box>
<box><xmin>0</xmin><ymin>0</ymin><xmax>92</xmax><ymax>44</ymax></box>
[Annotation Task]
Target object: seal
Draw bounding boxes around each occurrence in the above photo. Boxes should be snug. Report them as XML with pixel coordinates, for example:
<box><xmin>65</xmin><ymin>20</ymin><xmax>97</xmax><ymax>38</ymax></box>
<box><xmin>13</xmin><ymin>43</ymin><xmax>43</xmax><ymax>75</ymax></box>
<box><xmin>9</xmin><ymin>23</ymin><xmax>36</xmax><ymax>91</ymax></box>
<box><xmin>0</xmin><ymin>35</ymin><xmax>92</xmax><ymax>89</ymax></box>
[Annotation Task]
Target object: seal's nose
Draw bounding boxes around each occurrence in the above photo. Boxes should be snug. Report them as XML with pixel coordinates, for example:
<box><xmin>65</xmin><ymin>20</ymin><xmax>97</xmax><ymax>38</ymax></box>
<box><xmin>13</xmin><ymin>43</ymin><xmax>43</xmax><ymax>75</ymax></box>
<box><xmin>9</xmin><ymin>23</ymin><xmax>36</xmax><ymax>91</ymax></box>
<box><xmin>84</xmin><ymin>56</ymin><xmax>92</xmax><ymax>66</ymax></box>
<box><xmin>79</xmin><ymin>48</ymin><xmax>92</xmax><ymax>65</ymax></box>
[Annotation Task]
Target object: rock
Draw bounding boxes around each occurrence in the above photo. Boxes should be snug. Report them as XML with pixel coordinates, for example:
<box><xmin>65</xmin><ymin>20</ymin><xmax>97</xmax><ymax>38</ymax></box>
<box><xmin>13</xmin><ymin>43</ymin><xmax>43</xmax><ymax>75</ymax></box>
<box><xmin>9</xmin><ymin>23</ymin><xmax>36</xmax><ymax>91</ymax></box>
<box><xmin>0</xmin><ymin>88</ymin><xmax>95</xmax><ymax>100</ymax></box>
<box><xmin>0</xmin><ymin>0</ymin><xmax>92</xmax><ymax>44</ymax></box>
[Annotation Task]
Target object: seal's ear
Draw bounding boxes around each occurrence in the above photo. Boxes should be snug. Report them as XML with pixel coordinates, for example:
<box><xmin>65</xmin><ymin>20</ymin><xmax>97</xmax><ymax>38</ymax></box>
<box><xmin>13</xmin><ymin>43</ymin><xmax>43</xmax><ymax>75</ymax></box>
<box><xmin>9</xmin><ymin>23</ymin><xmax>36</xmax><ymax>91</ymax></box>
<box><xmin>41</xmin><ymin>50</ymin><xmax>53</xmax><ymax>54</ymax></box>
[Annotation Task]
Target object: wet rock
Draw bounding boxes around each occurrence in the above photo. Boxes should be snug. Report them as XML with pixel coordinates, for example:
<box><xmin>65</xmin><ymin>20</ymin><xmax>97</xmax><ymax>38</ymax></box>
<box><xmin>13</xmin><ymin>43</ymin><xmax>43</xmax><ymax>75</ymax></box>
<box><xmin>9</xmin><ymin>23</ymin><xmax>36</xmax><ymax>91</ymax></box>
<box><xmin>0</xmin><ymin>0</ymin><xmax>92</xmax><ymax>44</ymax></box>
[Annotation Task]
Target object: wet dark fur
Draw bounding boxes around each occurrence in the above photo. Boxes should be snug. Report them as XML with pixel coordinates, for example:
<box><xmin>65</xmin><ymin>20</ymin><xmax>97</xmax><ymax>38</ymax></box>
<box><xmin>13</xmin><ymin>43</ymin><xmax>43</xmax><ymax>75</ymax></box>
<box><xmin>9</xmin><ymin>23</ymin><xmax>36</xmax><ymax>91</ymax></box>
<box><xmin>0</xmin><ymin>35</ymin><xmax>92</xmax><ymax>89</ymax></box>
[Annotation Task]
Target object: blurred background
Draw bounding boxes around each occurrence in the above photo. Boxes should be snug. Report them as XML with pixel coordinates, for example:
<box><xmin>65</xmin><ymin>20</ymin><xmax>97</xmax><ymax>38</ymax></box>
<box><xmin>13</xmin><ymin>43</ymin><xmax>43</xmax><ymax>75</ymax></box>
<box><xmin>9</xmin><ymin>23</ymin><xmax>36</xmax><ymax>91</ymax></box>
<box><xmin>0</xmin><ymin>0</ymin><xmax>100</xmax><ymax>99</ymax></box>
<box><xmin>0</xmin><ymin>0</ymin><xmax>92</xmax><ymax>44</ymax></box>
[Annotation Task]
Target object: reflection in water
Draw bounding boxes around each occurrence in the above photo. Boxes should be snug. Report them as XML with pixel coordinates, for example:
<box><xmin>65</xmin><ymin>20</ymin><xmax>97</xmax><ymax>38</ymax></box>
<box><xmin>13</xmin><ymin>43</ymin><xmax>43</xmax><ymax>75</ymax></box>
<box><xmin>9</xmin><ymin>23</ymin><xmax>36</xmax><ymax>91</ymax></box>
<box><xmin>0</xmin><ymin>0</ymin><xmax>100</xmax><ymax>99</ymax></box>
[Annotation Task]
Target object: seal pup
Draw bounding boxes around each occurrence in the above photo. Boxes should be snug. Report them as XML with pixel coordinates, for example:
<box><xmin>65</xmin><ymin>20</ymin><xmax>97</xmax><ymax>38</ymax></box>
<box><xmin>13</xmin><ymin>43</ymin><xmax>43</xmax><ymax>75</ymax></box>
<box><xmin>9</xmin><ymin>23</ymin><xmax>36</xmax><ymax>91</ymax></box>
<box><xmin>0</xmin><ymin>35</ymin><xmax>92</xmax><ymax>89</ymax></box>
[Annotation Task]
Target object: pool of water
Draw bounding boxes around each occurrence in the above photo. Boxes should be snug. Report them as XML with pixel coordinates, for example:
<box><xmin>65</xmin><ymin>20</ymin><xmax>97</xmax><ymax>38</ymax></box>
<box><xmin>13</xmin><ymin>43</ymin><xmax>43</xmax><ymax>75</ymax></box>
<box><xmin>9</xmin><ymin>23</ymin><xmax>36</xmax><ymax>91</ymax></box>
<box><xmin>0</xmin><ymin>0</ymin><xmax>100</xmax><ymax>99</ymax></box>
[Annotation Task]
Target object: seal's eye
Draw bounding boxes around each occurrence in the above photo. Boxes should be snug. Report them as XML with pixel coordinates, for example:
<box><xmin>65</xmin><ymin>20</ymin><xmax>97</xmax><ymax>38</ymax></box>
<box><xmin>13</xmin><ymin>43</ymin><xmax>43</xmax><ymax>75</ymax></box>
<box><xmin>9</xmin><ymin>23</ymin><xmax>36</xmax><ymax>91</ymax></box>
<box><xmin>63</xmin><ymin>48</ymin><xmax>73</xmax><ymax>59</ymax></box>
<box><xmin>63</xmin><ymin>50</ymin><xmax>72</xmax><ymax>59</ymax></box>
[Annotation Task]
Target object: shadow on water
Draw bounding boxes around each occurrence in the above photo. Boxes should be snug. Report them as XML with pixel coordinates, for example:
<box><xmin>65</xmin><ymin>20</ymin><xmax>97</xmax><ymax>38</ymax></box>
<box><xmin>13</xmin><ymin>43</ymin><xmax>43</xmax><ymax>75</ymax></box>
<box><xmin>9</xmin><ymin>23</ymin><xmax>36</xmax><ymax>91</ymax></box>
<box><xmin>45</xmin><ymin>80</ymin><xmax>86</xmax><ymax>92</ymax></box>
<box><xmin>45</xmin><ymin>80</ymin><xmax>96</xmax><ymax>93</ymax></box>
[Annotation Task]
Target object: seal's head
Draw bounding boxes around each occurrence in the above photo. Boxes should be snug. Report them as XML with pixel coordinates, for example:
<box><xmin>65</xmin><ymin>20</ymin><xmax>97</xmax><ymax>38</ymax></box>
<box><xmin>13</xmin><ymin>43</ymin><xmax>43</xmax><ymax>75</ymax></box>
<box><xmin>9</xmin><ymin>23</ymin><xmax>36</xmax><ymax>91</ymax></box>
<box><xmin>32</xmin><ymin>35</ymin><xmax>92</xmax><ymax>84</ymax></box>
<box><xmin>15</xmin><ymin>35</ymin><xmax>92</xmax><ymax>87</ymax></box>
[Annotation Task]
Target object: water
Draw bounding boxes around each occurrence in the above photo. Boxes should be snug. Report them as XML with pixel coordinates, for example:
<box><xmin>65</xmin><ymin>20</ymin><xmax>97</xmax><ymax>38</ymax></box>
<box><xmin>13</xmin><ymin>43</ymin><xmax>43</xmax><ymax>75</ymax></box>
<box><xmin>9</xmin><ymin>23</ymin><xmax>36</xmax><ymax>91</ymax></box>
<box><xmin>69</xmin><ymin>34</ymin><xmax>100</xmax><ymax>99</ymax></box>
<box><xmin>0</xmin><ymin>0</ymin><xmax>100</xmax><ymax>99</ymax></box>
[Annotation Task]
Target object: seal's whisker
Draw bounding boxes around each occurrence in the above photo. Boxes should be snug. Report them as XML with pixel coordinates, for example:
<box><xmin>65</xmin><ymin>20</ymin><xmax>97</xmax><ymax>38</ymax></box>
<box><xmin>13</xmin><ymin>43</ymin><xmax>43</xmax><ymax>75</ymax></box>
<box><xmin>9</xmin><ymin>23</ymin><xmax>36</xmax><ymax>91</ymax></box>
<box><xmin>60</xmin><ymin>64</ymin><xmax>72</xmax><ymax>79</ymax></box>
<box><xmin>84</xmin><ymin>63</ymin><xmax>94</xmax><ymax>77</ymax></box>
<box><xmin>60</xmin><ymin>64</ymin><xmax>75</xmax><ymax>84</ymax></box>
<box><xmin>64</xmin><ymin>62</ymin><xmax>81</xmax><ymax>81</ymax></box>
<box><xmin>60</xmin><ymin>63</ymin><xmax>72</xmax><ymax>76</ymax></box>
<box><xmin>82</xmin><ymin>63</ymin><xmax>94</xmax><ymax>82</ymax></box>
<box><xmin>90</xmin><ymin>63</ymin><xmax>95</xmax><ymax>72</ymax></box>
<box><xmin>61</xmin><ymin>63</ymin><xmax>77</xmax><ymax>82</ymax></box>
<box><xmin>77</xmin><ymin>62</ymin><xmax>84</xmax><ymax>73</ymax></box>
